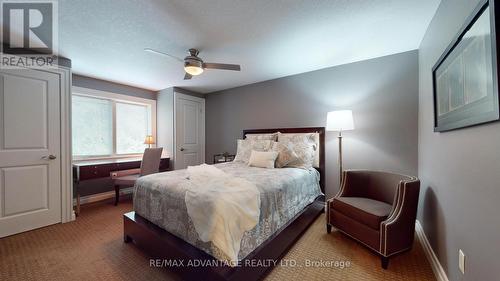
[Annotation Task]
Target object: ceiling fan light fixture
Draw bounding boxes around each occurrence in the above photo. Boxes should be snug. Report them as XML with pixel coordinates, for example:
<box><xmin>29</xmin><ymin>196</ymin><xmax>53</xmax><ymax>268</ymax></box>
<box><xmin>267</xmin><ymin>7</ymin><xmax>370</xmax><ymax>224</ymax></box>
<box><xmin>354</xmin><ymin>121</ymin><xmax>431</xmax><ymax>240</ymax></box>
<box><xmin>184</xmin><ymin>65</ymin><xmax>204</xmax><ymax>76</ymax></box>
<box><xmin>145</xmin><ymin>47</ymin><xmax>240</xmax><ymax>79</ymax></box>
<box><xmin>184</xmin><ymin>59</ymin><xmax>204</xmax><ymax>76</ymax></box>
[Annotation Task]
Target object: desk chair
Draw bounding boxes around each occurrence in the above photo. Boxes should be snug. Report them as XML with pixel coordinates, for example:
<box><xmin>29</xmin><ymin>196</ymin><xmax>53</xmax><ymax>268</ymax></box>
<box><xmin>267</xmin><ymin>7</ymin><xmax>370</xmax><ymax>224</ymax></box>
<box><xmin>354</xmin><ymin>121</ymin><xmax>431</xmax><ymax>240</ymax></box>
<box><xmin>111</xmin><ymin>147</ymin><xmax>163</xmax><ymax>205</ymax></box>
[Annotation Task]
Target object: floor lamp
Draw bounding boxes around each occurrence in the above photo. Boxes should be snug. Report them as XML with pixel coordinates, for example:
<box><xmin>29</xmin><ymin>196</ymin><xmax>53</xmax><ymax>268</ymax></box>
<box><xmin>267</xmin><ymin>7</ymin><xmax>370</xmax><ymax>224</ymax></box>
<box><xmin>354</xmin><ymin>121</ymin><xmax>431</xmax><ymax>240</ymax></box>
<box><xmin>326</xmin><ymin>110</ymin><xmax>354</xmax><ymax>186</ymax></box>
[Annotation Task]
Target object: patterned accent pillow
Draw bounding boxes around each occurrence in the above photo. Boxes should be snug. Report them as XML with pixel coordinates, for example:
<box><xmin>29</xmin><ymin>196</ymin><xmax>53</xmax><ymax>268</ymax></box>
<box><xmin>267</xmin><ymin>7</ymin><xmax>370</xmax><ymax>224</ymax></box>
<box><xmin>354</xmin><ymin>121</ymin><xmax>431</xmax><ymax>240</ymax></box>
<box><xmin>272</xmin><ymin>142</ymin><xmax>300</xmax><ymax>168</ymax></box>
<box><xmin>234</xmin><ymin>139</ymin><xmax>274</xmax><ymax>163</ymax></box>
<box><xmin>277</xmin><ymin>133</ymin><xmax>317</xmax><ymax>168</ymax></box>
<box><xmin>245</xmin><ymin>133</ymin><xmax>278</xmax><ymax>141</ymax></box>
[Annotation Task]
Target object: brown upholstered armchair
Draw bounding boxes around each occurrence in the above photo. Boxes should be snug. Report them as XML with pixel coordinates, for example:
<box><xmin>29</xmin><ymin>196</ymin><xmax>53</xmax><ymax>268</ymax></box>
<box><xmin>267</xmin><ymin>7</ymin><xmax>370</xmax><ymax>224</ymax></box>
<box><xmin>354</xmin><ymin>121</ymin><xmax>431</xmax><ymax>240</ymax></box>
<box><xmin>326</xmin><ymin>170</ymin><xmax>420</xmax><ymax>269</ymax></box>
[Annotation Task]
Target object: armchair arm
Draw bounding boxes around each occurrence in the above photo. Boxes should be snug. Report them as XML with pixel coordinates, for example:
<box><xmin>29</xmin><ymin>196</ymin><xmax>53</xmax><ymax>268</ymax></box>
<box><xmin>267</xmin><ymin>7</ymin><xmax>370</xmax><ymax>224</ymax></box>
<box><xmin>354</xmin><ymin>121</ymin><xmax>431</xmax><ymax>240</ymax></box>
<box><xmin>327</xmin><ymin>171</ymin><xmax>350</xmax><ymax>208</ymax></box>
<box><xmin>380</xmin><ymin>178</ymin><xmax>420</xmax><ymax>256</ymax></box>
<box><xmin>327</xmin><ymin>170</ymin><xmax>370</xmax><ymax>222</ymax></box>
<box><xmin>334</xmin><ymin>170</ymin><xmax>371</xmax><ymax>198</ymax></box>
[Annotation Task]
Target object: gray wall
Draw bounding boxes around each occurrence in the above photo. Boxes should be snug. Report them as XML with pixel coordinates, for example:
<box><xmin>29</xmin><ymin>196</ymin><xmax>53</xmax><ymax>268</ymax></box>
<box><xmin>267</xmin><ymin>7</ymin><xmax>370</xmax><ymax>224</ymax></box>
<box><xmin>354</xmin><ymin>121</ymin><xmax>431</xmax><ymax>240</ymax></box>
<box><xmin>72</xmin><ymin>74</ymin><xmax>157</xmax><ymax>197</ymax></box>
<box><xmin>174</xmin><ymin>87</ymin><xmax>206</xmax><ymax>99</ymax></box>
<box><xmin>418</xmin><ymin>1</ymin><xmax>500</xmax><ymax>280</ymax></box>
<box><xmin>206</xmin><ymin>50</ymin><xmax>419</xmax><ymax>197</ymax></box>
<box><xmin>157</xmin><ymin>87</ymin><xmax>175</xmax><ymax>162</ymax></box>
<box><xmin>73</xmin><ymin>74</ymin><xmax>157</xmax><ymax>100</ymax></box>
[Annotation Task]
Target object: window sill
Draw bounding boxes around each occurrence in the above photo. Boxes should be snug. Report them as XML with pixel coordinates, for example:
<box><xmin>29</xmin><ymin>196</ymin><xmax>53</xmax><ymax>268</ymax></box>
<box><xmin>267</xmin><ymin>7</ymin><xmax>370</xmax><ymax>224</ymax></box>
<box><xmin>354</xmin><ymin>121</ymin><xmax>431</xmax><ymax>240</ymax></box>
<box><xmin>72</xmin><ymin>154</ymin><xmax>143</xmax><ymax>163</ymax></box>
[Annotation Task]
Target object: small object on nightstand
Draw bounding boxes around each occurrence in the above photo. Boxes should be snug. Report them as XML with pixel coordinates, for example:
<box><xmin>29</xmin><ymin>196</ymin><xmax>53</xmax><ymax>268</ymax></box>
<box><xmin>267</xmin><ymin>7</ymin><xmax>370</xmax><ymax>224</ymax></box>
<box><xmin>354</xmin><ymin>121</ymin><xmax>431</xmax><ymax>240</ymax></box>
<box><xmin>213</xmin><ymin>152</ymin><xmax>235</xmax><ymax>163</ymax></box>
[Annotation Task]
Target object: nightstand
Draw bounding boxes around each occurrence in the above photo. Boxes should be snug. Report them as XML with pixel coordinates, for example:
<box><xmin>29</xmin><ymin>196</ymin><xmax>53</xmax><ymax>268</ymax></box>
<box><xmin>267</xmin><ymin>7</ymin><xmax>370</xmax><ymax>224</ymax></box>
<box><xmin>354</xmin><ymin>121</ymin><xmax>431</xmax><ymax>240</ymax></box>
<box><xmin>213</xmin><ymin>153</ymin><xmax>235</xmax><ymax>163</ymax></box>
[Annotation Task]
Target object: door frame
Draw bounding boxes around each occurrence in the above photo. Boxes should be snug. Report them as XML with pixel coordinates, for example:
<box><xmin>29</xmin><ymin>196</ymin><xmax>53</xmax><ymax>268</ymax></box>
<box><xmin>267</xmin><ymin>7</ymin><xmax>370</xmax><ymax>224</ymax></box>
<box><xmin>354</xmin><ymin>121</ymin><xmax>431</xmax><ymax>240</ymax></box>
<box><xmin>38</xmin><ymin>66</ymin><xmax>73</xmax><ymax>223</ymax></box>
<box><xmin>173</xmin><ymin>92</ymin><xmax>205</xmax><ymax>170</ymax></box>
<box><xmin>43</xmin><ymin>66</ymin><xmax>73</xmax><ymax>223</ymax></box>
<box><xmin>0</xmin><ymin>65</ymin><xmax>73</xmax><ymax>227</ymax></box>
<box><xmin>55</xmin><ymin>66</ymin><xmax>74</xmax><ymax>223</ymax></box>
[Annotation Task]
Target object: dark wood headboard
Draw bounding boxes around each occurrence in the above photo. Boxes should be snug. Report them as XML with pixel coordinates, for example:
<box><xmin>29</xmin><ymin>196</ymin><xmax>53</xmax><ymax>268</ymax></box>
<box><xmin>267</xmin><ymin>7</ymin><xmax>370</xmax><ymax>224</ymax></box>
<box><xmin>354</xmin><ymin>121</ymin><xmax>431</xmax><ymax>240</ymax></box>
<box><xmin>242</xmin><ymin>127</ymin><xmax>325</xmax><ymax>194</ymax></box>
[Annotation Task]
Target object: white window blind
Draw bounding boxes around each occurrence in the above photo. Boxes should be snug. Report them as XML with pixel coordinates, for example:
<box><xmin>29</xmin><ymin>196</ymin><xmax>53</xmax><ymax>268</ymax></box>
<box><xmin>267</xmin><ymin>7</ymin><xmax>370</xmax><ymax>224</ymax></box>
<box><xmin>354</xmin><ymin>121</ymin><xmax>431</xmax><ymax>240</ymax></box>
<box><xmin>116</xmin><ymin>102</ymin><xmax>149</xmax><ymax>154</ymax></box>
<box><xmin>72</xmin><ymin>95</ymin><xmax>113</xmax><ymax>157</ymax></box>
<box><xmin>72</xmin><ymin>89</ymin><xmax>155</xmax><ymax>159</ymax></box>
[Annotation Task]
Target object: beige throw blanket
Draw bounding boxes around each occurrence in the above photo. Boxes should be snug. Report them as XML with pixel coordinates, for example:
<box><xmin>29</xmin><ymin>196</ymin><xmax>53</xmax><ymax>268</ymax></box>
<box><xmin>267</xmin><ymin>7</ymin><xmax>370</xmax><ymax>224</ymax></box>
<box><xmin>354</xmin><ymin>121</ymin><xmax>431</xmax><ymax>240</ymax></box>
<box><xmin>183</xmin><ymin>164</ymin><xmax>261</xmax><ymax>264</ymax></box>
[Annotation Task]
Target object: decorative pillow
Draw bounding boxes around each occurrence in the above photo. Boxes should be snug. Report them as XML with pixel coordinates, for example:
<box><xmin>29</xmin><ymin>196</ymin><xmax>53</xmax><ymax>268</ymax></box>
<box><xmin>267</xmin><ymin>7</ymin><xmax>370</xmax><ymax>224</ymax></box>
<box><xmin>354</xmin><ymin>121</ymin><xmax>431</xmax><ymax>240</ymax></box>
<box><xmin>234</xmin><ymin>139</ymin><xmax>274</xmax><ymax>163</ymax></box>
<box><xmin>245</xmin><ymin>133</ymin><xmax>278</xmax><ymax>141</ymax></box>
<box><xmin>248</xmin><ymin>150</ymin><xmax>279</xmax><ymax>168</ymax></box>
<box><xmin>277</xmin><ymin>132</ymin><xmax>317</xmax><ymax>168</ymax></box>
<box><xmin>272</xmin><ymin>142</ymin><xmax>301</xmax><ymax>168</ymax></box>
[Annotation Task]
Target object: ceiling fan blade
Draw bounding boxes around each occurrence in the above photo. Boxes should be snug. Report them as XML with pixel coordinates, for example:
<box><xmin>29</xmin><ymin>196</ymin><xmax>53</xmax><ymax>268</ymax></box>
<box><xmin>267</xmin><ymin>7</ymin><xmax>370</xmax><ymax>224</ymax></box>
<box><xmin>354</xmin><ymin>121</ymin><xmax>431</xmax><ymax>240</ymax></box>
<box><xmin>203</xmin><ymin>63</ymin><xmax>241</xmax><ymax>71</ymax></box>
<box><xmin>184</xmin><ymin>73</ymin><xmax>193</xmax><ymax>80</ymax></box>
<box><xmin>144</xmin><ymin>48</ymin><xmax>183</xmax><ymax>62</ymax></box>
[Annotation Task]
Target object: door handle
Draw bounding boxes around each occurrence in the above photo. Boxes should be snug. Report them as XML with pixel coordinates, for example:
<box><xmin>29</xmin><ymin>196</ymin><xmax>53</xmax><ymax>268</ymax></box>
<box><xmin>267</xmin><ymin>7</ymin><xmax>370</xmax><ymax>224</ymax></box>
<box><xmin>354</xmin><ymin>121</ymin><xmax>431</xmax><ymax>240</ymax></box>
<box><xmin>180</xmin><ymin>147</ymin><xmax>185</xmax><ymax>151</ymax></box>
<box><xmin>42</xmin><ymin>155</ymin><xmax>57</xmax><ymax>160</ymax></box>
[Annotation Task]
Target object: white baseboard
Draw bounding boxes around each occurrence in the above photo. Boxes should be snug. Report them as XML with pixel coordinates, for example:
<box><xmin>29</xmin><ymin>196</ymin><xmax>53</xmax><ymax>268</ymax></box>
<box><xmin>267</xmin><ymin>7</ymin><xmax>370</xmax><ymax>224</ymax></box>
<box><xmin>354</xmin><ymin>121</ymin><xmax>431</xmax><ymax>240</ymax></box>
<box><xmin>73</xmin><ymin>187</ymin><xmax>134</xmax><ymax>206</ymax></box>
<box><xmin>415</xmin><ymin>220</ymin><xmax>449</xmax><ymax>281</ymax></box>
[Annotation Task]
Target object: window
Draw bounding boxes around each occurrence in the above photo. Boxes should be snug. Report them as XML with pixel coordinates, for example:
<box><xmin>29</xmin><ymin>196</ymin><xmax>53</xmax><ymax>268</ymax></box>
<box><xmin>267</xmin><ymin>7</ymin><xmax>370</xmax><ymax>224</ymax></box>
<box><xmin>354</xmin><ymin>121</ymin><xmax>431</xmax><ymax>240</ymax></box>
<box><xmin>116</xmin><ymin>102</ymin><xmax>149</xmax><ymax>154</ymax></box>
<box><xmin>72</xmin><ymin>95</ymin><xmax>113</xmax><ymax>156</ymax></box>
<box><xmin>72</xmin><ymin>87</ymin><xmax>156</xmax><ymax>159</ymax></box>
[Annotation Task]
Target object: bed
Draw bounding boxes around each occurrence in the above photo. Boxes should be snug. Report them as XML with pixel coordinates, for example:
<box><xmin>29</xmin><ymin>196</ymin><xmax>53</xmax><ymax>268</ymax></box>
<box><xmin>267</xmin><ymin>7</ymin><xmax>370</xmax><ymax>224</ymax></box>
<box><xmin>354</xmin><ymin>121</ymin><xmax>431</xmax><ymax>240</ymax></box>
<box><xmin>123</xmin><ymin>127</ymin><xmax>325</xmax><ymax>281</ymax></box>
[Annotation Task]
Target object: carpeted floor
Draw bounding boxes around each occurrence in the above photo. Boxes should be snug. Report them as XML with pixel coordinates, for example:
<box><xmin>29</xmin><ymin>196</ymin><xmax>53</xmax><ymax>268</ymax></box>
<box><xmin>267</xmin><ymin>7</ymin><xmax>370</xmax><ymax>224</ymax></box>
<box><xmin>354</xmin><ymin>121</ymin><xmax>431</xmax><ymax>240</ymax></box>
<box><xmin>0</xmin><ymin>199</ymin><xmax>436</xmax><ymax>281</ymax></box>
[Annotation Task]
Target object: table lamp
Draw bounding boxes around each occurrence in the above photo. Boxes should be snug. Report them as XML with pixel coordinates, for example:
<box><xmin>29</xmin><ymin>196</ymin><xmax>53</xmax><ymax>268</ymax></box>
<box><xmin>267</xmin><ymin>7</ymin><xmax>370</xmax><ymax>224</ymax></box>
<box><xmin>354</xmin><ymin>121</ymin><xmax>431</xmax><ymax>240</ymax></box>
<box><xmin>326</xmin><ymin>110</ymin><xmax>354</xmax><ymax>185</ymax></box>
<box><xmin>144</xmin><ymin>135</ymin><xmax>155</xmax><ymax>148</ymax></box>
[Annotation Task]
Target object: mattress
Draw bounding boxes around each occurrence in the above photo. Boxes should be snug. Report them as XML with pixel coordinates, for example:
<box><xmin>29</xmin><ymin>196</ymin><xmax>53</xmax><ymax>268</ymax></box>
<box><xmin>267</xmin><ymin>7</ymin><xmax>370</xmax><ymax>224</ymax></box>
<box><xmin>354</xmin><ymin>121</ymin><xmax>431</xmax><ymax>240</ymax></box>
<box><xmin>133</xmin><ymin>161</ymin><xmax>322</xmax><ymax>261</ymax></box>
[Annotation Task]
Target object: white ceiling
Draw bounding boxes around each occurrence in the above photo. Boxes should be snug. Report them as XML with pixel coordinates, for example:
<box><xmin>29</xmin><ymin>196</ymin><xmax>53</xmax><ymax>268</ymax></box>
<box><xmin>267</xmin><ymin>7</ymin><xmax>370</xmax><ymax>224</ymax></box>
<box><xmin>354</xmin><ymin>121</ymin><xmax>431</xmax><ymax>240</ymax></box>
<box><xmin>58</xmin><ymin>0</ymin><xmax>440</xmax><ymax>93</ymax></box>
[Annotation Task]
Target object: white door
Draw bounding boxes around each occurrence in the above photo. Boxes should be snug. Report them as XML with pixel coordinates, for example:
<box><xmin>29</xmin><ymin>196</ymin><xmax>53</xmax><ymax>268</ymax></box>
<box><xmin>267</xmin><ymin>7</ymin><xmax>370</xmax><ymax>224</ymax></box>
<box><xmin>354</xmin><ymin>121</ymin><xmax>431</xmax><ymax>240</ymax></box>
<box><xmin>175</xmin><ymin>93</ymin><xmax>205</xmax><ymax>170</ymax></box>
<box><xmin>0</xmin><ymin>69</ymin><xmax>61</xmax><ymax>238</ymax></box>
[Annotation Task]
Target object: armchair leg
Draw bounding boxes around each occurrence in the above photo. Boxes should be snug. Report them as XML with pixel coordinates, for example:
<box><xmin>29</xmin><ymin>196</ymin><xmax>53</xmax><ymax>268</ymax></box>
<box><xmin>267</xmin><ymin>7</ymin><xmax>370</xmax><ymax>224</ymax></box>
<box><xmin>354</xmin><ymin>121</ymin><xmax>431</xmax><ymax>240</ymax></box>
<box><xmin>381</xmin><ymin>256</ymin><xmax>389</xmax><ymax>269</ymax></box>
<box><xmin>124</xmin><ymin>234</ymin><xmax>132</xmax><ymax>243</ymax></box>
<box><xmin>326</xmin><ymin>224</ymin><xmax>332</xmax><ymax>233</ymax></box>
<box><xmin>114</xmin><ymin>185</ymin><xmax>120</xmax><ymax>206</ymax></box>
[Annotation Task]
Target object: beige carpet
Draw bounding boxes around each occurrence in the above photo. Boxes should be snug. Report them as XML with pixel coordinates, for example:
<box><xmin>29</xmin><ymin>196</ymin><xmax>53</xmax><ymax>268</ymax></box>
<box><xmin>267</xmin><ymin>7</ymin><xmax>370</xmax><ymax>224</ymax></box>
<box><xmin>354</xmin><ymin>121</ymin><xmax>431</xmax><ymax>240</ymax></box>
<box><xmin>0</xmin><ymin>199</ymin><xmax>435</xmax><ymax>281</ymax></box>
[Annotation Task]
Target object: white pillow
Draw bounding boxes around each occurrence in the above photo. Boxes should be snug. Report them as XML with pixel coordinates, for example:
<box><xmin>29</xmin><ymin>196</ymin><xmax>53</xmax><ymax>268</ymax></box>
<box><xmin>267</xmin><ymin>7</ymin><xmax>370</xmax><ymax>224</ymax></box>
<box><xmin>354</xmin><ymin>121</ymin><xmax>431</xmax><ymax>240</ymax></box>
<box><xmin>234</xmin><ymin>139</ymin><xmax>274</xmax><ymax>163</ymax></box>
<box><xmin>248</xmin><ymin>150</ymin><xmax>278</xmax><ymax>168</ymax></box>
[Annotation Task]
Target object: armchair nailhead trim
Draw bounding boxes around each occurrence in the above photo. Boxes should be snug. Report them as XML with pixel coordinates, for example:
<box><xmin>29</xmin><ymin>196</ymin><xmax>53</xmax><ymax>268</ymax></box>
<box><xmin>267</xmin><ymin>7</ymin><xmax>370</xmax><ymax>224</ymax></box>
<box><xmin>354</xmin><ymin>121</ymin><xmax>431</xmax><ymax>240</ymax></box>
<box><xmin>381</xmin><ymin>180</ymin><xmax>414</xmax><ymax>256</ymax></box>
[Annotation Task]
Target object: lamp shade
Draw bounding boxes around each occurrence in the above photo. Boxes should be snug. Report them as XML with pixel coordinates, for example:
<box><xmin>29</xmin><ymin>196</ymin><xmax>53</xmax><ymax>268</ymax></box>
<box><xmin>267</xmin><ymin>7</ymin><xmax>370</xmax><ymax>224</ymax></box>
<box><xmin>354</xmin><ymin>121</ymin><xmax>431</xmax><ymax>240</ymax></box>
<box><xmin>144</xmin><ymin>135</ymin><xmax>155</xmax><ymax>145</ymax></box>
<box><xmin>326</xmin><ymin>110</ymin><xmax>354</xmax><ymax>131</ymax></box>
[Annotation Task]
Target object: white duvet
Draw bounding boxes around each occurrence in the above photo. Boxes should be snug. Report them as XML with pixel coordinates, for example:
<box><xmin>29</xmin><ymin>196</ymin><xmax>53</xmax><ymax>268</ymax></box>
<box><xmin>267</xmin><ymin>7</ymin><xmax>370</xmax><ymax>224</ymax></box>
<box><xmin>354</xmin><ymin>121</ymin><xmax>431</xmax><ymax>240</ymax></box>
<box><xmin>182</xmin><ymin>164</ymin><xmax>261</xmax><ymax>264</ymax></box>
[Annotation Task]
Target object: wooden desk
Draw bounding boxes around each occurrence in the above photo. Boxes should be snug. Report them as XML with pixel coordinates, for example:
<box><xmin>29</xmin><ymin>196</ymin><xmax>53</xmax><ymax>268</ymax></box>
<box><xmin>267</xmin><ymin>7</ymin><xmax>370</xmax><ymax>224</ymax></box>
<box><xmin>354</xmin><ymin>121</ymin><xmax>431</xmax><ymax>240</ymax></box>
<box><xmin>73</xmin><ymin>157</ymin><xmax>170</xmax><ymax>215</ymax></box>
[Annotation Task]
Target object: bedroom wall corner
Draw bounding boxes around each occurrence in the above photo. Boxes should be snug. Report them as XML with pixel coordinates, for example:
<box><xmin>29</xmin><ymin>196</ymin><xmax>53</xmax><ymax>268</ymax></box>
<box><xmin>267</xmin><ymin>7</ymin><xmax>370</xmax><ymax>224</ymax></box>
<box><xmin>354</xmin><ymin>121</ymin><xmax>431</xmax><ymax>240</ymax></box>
<box><xmin>157</xmin><ymin>87</ymin><xmax>175</xmax><ymax>166</ymax></box>
<box><xmin>205</xmin><ymin>50</ymin><xmax>419</xmax><ymax>199</ymax></box>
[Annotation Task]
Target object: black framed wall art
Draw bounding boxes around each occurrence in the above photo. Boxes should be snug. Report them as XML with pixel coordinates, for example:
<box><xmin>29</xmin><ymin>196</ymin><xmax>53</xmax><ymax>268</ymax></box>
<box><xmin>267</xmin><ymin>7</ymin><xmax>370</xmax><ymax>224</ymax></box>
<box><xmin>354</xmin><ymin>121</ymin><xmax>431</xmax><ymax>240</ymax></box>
<box><xmin>432</xmin><ymin>0</ymin><xmax>500</xmax><ymax>132</ymax></box>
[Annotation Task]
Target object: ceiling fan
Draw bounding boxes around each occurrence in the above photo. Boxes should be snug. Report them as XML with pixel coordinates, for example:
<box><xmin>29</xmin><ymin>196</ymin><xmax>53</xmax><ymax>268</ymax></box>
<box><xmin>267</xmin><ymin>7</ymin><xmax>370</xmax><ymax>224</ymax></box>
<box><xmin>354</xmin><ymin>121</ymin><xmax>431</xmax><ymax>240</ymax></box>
<box><xmin>144</xmin><ymin>48</ymin><xmax>241</xmax><ymax>80</ymax></box>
